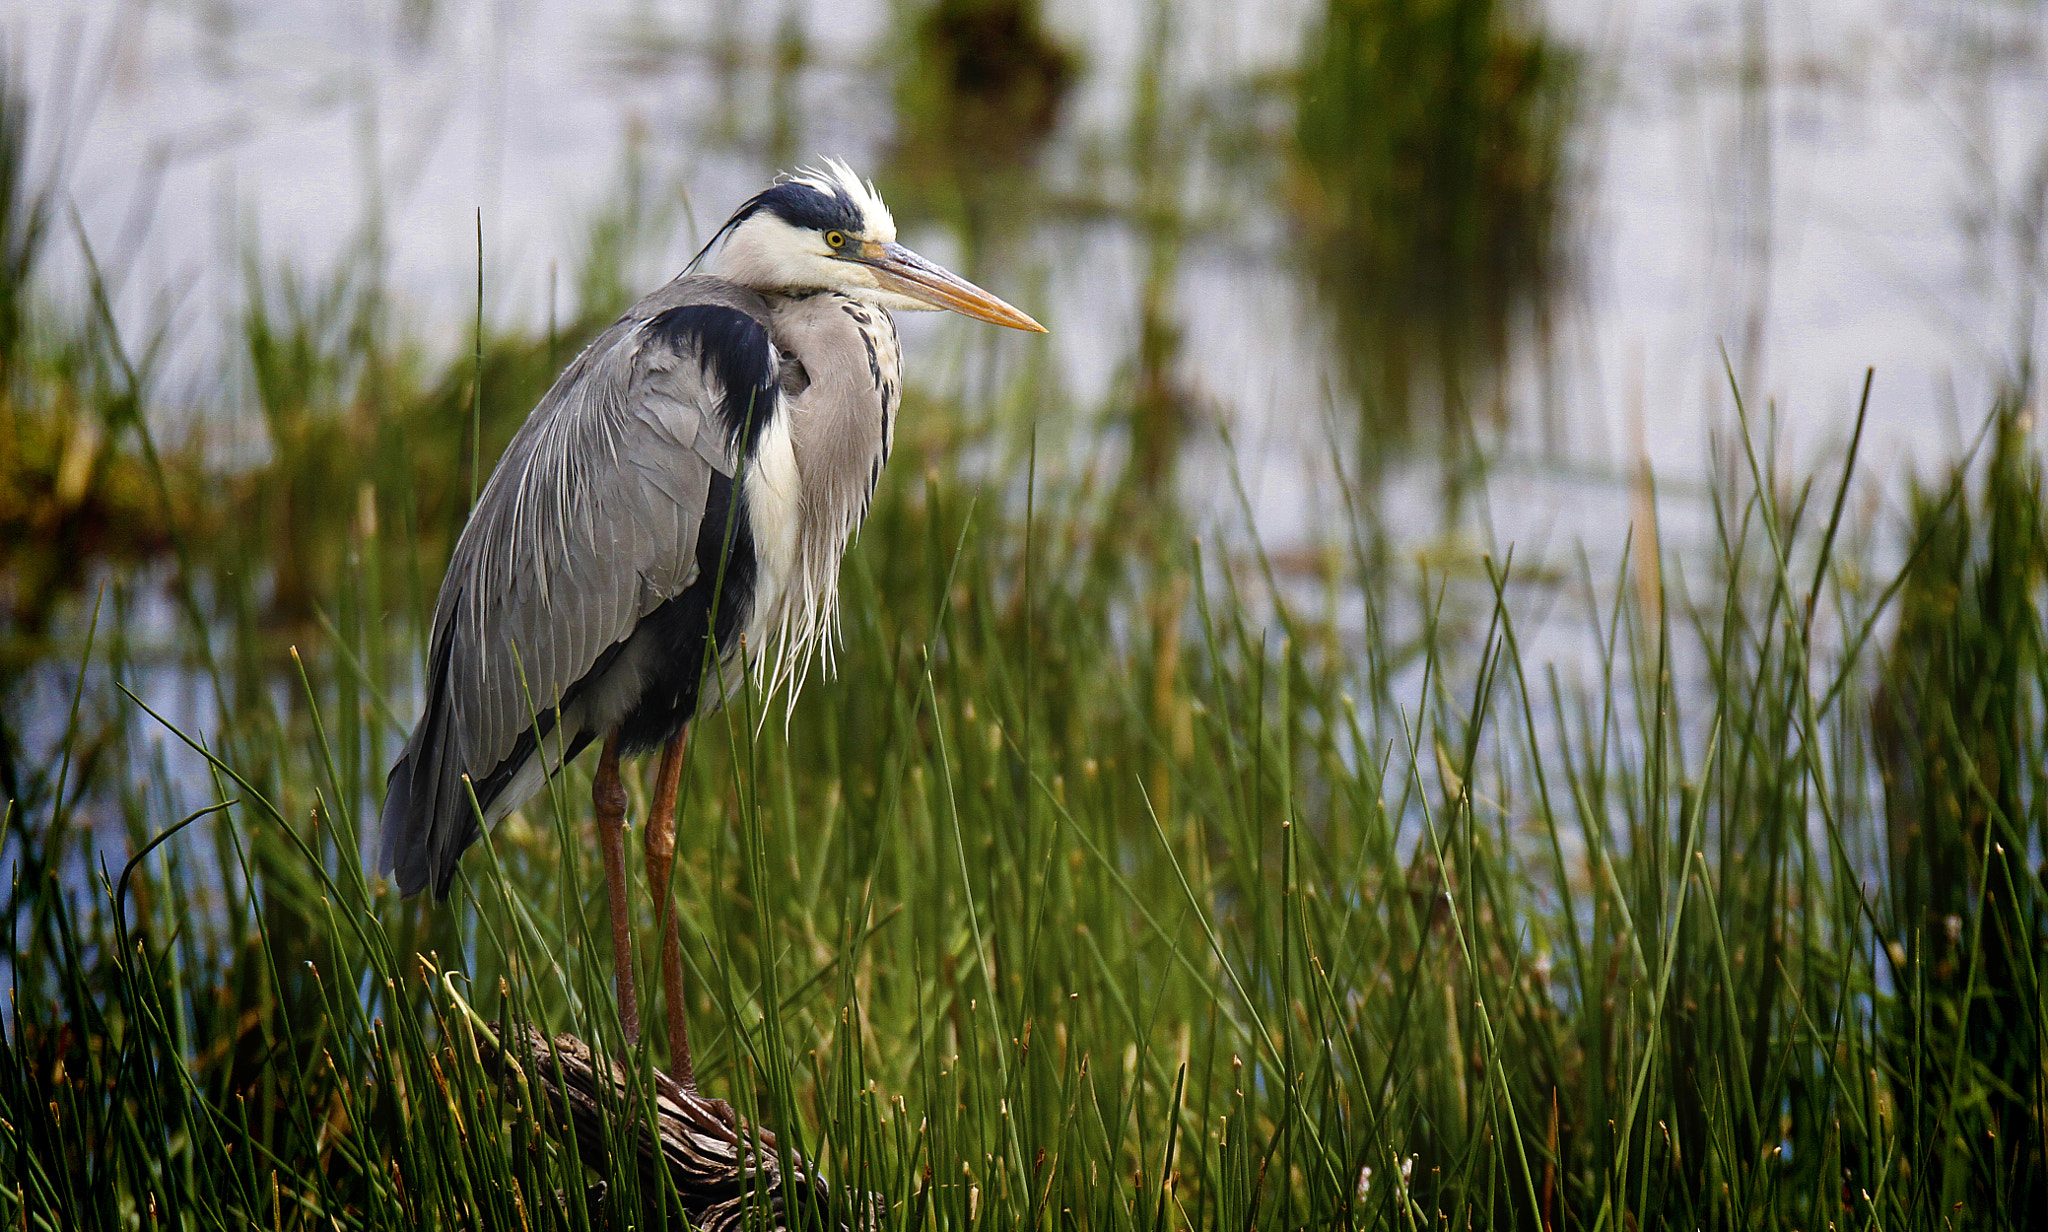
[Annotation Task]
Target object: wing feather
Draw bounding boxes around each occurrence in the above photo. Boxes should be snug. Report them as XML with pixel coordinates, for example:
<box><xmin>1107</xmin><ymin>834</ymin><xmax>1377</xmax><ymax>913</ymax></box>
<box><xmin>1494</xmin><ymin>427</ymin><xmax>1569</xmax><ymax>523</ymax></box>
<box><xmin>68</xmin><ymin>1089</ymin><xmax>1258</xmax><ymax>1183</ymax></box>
<box><xmin>380</xmin><ymin>278</ymin><xmax>774</xmax><ymax>897</ymax></box>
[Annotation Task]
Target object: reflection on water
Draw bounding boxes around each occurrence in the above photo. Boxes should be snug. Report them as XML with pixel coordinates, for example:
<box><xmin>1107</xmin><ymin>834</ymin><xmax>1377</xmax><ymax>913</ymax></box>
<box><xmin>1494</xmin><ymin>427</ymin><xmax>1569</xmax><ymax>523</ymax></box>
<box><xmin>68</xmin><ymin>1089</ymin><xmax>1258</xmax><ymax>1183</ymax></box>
<box><xmin>1289</xmin><ymin>0</ymin><xmax>1574</xmax><ymax>470</ymax></box>
<box><xmin>889</xmin><ymin>0</ymin><xmax>1075</xmax><ymax>231</ymax></box>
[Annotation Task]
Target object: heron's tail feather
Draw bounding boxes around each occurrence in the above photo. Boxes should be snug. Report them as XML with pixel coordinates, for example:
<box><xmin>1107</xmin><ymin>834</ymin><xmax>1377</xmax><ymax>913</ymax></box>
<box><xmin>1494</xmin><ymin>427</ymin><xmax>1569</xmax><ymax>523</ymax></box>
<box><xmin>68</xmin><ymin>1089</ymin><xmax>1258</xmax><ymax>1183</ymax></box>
<box><xmin>380</xmin><ymin>731</ymin><xmax>475</xmax><ymax>900</ymax></box>
<box><xmin>379</xmin><ymin>625</ymin><xmax>480</xmax><ymax>899</ymax></box>
<box><xmin>377</xmin><ymin>755</ymin><xmax>415</xmax><ymax>891</ymax></box>
<box><xmin>381</xmin><ymin>638</ymin><xmax>601</xmax><ymax>898</ymax></box>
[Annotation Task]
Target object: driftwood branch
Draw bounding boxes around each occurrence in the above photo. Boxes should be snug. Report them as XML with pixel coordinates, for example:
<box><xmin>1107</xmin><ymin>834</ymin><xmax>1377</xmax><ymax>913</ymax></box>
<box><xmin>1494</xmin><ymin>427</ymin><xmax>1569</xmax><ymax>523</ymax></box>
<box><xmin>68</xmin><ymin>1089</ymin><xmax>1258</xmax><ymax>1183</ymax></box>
<box><xmin>477</xmin><ymin>1021</ymin><xmax>881</xmax><ymax>1231</ymax></box>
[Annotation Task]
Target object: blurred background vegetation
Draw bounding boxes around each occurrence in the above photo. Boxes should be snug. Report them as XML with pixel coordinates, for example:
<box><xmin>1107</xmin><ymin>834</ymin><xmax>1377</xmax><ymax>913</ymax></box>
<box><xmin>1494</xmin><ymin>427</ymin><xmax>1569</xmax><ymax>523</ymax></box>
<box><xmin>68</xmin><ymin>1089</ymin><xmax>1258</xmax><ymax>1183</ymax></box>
<box><xmin>4</xmin><ymin>0</ymin><xmax>2047</xmax><ymax>1227</ymax></box>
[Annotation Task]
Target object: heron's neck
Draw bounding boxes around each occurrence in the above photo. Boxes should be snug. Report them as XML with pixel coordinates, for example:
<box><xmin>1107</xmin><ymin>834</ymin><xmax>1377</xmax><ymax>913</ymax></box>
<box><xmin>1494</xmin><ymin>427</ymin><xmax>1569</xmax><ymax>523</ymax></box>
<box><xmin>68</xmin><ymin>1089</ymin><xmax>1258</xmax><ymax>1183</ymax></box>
<box><xmin>695</xmin><ymin>216</ymin><xmax>817</xmax><ymax>294</ymax></box>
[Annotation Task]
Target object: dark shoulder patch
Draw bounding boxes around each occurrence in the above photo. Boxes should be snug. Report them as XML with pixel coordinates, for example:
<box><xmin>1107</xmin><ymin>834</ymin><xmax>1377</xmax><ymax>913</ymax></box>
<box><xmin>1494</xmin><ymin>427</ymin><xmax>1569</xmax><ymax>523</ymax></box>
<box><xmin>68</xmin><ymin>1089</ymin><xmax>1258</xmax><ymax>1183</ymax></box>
<box><xmin>646</xmin><ymin>304</ymin><xmax>780</xmax><ymax>455</ymax></box>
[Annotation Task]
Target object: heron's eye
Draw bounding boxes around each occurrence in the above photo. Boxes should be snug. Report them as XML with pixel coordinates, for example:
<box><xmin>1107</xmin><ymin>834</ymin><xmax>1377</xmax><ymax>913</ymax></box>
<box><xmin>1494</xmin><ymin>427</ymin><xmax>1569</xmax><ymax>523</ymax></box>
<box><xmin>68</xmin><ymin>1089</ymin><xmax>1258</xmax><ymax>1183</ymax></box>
<box><xmin>825</xmin><ymin>230</ymin><xmax>846</xmax><ymax>249</ymax></box>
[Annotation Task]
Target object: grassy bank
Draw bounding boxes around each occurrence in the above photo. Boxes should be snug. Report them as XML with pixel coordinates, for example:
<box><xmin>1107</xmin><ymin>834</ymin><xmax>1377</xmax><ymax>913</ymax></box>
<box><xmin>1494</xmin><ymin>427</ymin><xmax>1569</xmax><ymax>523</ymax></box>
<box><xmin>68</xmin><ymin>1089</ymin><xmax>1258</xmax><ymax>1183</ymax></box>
<box><xmin>6</xmin><ymin>310</ymin><xmax>2046</xmax><ymax>1228</ymax></box>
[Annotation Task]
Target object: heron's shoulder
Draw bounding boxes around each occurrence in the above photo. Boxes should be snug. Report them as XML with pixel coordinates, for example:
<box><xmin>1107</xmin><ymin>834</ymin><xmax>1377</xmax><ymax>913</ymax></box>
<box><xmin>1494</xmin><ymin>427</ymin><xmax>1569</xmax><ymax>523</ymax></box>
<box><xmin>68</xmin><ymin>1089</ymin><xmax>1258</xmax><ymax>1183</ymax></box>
<box><xmin>607</xmin><ymin>280</ymin><xmax>787</xmax><ymax>457</ymax></box>
<box><xmin>621</xmin><ymin>277</ymin><xmax>781</xmax><ymax>391</ymax></box>
<box><xmin>623</xmin><ymin>275</ymin><xmax>776</xmax><ymax>329</ymax></box>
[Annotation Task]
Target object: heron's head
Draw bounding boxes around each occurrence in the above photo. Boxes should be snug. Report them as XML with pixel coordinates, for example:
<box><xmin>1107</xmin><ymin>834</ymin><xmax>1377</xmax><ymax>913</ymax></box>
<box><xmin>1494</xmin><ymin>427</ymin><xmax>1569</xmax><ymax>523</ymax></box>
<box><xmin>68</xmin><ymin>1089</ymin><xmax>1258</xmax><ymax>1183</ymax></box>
<box><xmin>691</xmin><ymin>159</ymin><xmax>1045</xmax><ymax>332</ymax></box>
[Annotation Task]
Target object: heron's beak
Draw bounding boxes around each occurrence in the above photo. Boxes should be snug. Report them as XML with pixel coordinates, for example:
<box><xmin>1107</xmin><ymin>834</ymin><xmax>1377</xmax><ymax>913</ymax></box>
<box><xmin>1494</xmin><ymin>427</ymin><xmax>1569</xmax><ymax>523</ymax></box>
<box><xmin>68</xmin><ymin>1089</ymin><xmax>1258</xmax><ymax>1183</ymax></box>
<box><xmin>857</xmin><ymin>241</ymin><xmax>1047</xmax><ymax>332</ymax></box>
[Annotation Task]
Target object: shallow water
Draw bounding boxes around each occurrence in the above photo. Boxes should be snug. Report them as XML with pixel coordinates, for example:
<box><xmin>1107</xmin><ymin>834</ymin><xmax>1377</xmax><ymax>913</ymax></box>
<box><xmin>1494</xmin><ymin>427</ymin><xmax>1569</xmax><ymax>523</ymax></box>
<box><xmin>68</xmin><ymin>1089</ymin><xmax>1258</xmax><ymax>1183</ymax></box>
<box><xmin>21</xmin><ymin>0</ymin><xmax>2048</xmax><ymax>515</ymax></box>
<box><xmin>8</xmin><ymin>0</ymin><xmax>2047</xmax><ymax>822</ymax></box>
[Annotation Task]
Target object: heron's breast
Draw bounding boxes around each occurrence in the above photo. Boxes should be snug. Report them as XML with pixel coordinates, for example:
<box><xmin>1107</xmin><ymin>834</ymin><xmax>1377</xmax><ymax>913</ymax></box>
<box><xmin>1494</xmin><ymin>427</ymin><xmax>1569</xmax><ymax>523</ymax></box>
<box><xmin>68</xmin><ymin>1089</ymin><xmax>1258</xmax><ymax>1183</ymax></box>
<box><xmin>772</xmin><ymin>295</ymin><xmax>898</xmax><ymax>537</ymax></box>
<box><xmin>740</xmin><ymin>402</ymin><xmax>803</xmax><ymax>646</ymax></box>
<box><xmin>732</xmin><ymin>293</ymin><xmax>902</xmax><ymax>693</ymax></box>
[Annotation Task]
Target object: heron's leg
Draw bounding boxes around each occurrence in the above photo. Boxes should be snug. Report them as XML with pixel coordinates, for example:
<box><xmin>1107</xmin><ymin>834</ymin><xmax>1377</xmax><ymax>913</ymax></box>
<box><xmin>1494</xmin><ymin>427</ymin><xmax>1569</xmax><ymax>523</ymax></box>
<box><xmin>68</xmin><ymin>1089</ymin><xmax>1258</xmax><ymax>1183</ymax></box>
<box><xmin>593</xmin><ymin>731</ymin><xmax>640</xmax><ymax>1045</ymax></box>
<box><xmin>647</xmin><ymin>727</ymin><xmax>697</xmax><ymax>1092</ymax></box>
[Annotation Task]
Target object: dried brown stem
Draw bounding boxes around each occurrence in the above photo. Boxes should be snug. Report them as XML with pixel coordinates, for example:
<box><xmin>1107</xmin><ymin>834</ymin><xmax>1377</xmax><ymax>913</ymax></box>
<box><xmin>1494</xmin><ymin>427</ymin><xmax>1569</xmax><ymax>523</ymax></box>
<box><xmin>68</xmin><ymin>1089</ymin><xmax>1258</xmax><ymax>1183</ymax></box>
<box><xmin>478</xmin><ymin>1022</ymin><xmax>879</xmax><ymax>1231</ymax></box>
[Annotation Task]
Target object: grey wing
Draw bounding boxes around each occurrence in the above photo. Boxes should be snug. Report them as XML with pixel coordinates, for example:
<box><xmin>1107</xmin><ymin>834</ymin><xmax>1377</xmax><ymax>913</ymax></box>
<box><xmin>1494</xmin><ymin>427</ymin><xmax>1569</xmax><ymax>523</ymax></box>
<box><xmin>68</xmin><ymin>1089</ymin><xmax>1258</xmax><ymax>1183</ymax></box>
<box><xmin>379</xmin><ymin>293</ymin><xmax>769</xmax><ymax>898</ymax></box>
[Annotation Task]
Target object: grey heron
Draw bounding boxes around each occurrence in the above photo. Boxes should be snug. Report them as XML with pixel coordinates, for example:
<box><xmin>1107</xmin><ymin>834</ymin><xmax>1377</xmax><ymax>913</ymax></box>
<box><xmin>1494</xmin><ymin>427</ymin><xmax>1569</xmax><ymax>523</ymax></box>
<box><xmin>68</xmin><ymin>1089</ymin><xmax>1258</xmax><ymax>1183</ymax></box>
<box><xmin>379</xmin><ymin>160</ymin><xmax>1044</xmax><ymax>1093</ymax></box>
